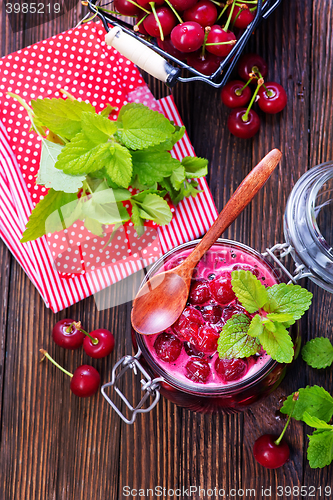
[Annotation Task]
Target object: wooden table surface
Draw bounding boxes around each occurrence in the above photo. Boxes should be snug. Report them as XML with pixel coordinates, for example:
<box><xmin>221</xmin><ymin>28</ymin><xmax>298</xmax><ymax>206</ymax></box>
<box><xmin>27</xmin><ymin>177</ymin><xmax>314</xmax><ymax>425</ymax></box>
<box><xmin>1</xmin><ymin>1</ymin><xmax>333</xmax><ymax>499</ymax></box>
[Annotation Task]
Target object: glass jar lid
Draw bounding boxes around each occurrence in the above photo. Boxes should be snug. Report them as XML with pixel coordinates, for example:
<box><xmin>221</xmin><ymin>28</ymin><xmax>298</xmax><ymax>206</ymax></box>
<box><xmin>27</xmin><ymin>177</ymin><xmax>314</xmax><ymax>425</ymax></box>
<box><xmin>284</xmin><ymin>161</ymin><xmax>333</xmax><ymax>292</ymax></box>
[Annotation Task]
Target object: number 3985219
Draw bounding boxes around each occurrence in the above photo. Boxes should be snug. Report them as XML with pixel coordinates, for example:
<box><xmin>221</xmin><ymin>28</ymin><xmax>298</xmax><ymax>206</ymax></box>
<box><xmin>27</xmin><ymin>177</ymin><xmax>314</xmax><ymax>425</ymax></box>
<box><xmin>6</xmin><ymin>3</ymin><xmax>61</xmax><ymax>14</ymax></box>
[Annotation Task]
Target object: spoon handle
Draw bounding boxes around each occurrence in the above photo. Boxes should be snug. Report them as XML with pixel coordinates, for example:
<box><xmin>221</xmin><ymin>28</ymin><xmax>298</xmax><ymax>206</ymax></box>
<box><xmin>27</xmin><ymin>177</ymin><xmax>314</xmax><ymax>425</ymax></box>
<box><xmin>181</xmin><ymin>148</ymin><xmax>282</xmax><ymax>272</ymax></box>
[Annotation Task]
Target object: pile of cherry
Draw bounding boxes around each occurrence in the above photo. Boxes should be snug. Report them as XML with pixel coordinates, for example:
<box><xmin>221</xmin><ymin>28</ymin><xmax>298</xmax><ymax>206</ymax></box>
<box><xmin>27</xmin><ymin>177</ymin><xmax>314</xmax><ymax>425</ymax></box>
<box><xmin>221</xmin><ymin>52</ymin><xmax>287</xmax><ymax>138</ymax></box>
<box><xmin>40</xmin><ymin>320</ymin><xmax>115</xmax><ymax>397</ymax></box>
<box><xmin>112</xmin><ymin>0</ymin><xmax>264</xmax><ymax>75</ymax></box>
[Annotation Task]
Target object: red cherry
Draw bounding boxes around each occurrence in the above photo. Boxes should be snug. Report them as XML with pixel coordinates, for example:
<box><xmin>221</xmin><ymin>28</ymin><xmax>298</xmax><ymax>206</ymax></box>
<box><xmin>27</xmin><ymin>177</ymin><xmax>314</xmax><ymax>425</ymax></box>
<box><xmin>221</xmin><ymin>80</ymin><xmax>252</xmax><ymax>108</ymax></box>
<box><xmin>195</xmin><ymin>325</ymin><xmax>219</xmax><ymax>353</ymax></box>
<box><xmin>143</xmin><ymin>7</ymin><xmax>176</xmax><ymax>38</ymax></box>
<box><xmin>170</xmin><ymin>21</ymin><xmax>205</xmax><ymax>53</ymax></box>
<box><xmin>173</xmin><ymin>306</ymin><xmax>204</xmax><ymax>341</ymax></box>
<box><xmin>227</xmin><ymin>4</ymin><xmax>255</xmax><ymax>29</ymax></box>
<box><xmin>83</xmin><ymin>328</ymin><xmax>115</xmax><ymax>359</ymax></box>
<box><xmin>52</xmin><ymin>319</ymin><xmax>85</xmax><ymax>350</ymax></box>
<box><xmin>209</xmin><ymin>276</ymin><xmax>236</xmax><ymax>304</ymax></box>
<box><xmin>183</xmin><ymin>0</ymin><xmax>217</xmax><ymax>27</ymax></box>
<box><xmin>201</xmin><ymin>304</ymin><xmax>222</xmax><ymax>324</ymax></box>
<box><xmin>70</xmin><ymin>365</ymin><xmax>101</xmax><ymax>397</ymax></box>
<box><xmin>227</xmin><ymin>107</ymin><xmax>260</xmax><ymax>139</ymax></box>
<box><xmin>223</xmin><ymin>304</ymin><xmax>246</xmax><ymax>322</ymax></box>
<box><xmin>114</xmin><ymin>0</ymin><xmax>141</xmax><ymax>16</ymax></box>
<box><xmin>206</xmin><ymin>26</ymin><xmax>236</xmax><ymax>57</ymax></box>
<box><xmin>189</xmin><ymin>278</ymin><xmax>211</xmax><ymax>304</ymax></box>
<box><xmin>185</xmin><ymin>357</ymin><xmax>211</xmax><ymax>383</ymax></box>
<box><xmin>215</xmin><ymin>357</ymin><xmax>248</xmax><ymax>381</ymax></box>
<box><xmin>253</xmin><ymin>434</ymin><xmax>290</xmax><ymax>469</ymax></box>
<box><xmin>154</xmin><ymin>332</ymin><xmax>183</xmax><ymax>362</ymax></box>
<box><xmin>157</xmin><ymin>36</ymin><xmax>188</xmax><ymax>61</ymax></box>
<box><xmin>168</xmin><ymin>0</ymin><xmax>198</xmax><ymax>10</ymax></box>
<box><xmin>184</xmin><ymin>342</ymin><xmax>205</xmax><ymax>357</ymax></box>
<box><xmin>237</xmin><ymin>53</ymin><xmax>268</xmax><ymax>82</ymax></box>
<box><xmin>135</xmin><ymin>13</ymin><xmax>149</xmax><ymax>35</ymax></box>
<box><xmin>258</xmin><ymin>82</ymin><xmax>287</xmax><ymax>114</ymax></box>
<box><xmin>186</xmin><ymin>50</ymin><xmax>221</xmax><ymax>75</ymax></box>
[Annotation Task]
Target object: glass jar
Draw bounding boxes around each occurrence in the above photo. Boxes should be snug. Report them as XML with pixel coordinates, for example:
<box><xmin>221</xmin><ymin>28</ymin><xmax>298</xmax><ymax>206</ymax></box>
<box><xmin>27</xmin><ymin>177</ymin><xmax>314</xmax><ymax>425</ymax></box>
<box><xmin>102</xmin><ymin>239</ymin><xmax>300</xmax><ymax>423</ymax></box>
<box><xmin>283</xmin><ymin>161</ymin><xmax>333</xmax><ymax>292</ymax></box>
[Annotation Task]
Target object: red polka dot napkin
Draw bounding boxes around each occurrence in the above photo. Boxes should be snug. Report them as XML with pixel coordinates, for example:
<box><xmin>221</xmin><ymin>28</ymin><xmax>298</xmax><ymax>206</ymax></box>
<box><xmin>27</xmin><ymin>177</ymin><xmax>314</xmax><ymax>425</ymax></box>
<box><xmin>0</xmin><ymin>21</ymin><xmax>218</xmax><ymax>313</ymax></box>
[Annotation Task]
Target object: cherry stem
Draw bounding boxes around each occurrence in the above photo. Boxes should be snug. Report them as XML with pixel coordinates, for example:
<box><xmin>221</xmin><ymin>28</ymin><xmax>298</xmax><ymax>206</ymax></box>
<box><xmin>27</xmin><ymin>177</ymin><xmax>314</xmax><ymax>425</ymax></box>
<box><xmin>231</xmin><ymin>3</ymin><xmax>246</xmax><ymax>29</ymax></box>
<box><xmin>275</xmin><ymin>391</ymin><xmax>299</xmax><ymax>446</ymax></box>
<box><xmin>39</xmin><ymin>349</ymin><xmax>73</xmax><ymax>378</ymax></box>
<box><xmin>73</xmin><ymin>321</ymin><xmax>99</xmax><ymax>345</ymax></box>
<box><xmin>164</xmin><ymin>0</ymin><xmax>183</xmax><ymax>23</ymax></box>
<box><xmin>134</xmin><ymin>14</ymin><xmax>148</xmax><ymax>30</ymax></box>
<box><xmin>216</xmin><ymin>2</ymin><xmax>229</xmax><ymax>22</ymax></box>
<box><xmin>126</xmin><ymin>0</ymin><xmax>151</xmax><ymax>13</ymax></box>
<box><xmin>65</xmin><ymin>322</ymin><xmax>76</xmax><ymax>334</ymax></box>
<box><xmin>223</xmin><ymin>0</ymin><xmax>236</xmax><ymax>31</ymax></box>
<box><xmin>255</xmin><ymin>70</ymin><xmax>275</xmax><ymax>96</ymax></box>
<box><xmin>201</xmin><ymin>27</ymin><xmax>211</xmax><ymax>57</ymax></box>
<box><xmin>206</xmin><ymin>40</ymin><xmax>236</xmax><ymax>46</ymax></box>
<box><xmin>241</xmin><ymin>78</ymin><xmax>263</xmax><ymax>122</ymax></box>
<box><xmin>149</xmin><ymin>2</ymin><xmax>164</xmax><ymax>41</ymax></box>
<box><xmin>235</xmin><ymin>76</ymin><xmax>252</xmax><ymax>95</ymax></box>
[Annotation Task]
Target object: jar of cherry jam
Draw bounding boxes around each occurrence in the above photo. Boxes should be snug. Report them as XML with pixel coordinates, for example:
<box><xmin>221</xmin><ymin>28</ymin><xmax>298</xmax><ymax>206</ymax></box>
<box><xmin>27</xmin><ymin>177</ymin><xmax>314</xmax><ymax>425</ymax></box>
<box><xmin>102</xmin><ymin>162</ymin><xmax>333</xmax><ymax>423</ymax></box>
<box><xmin>102</xmin><ymin>239</ymin><xmax>299</xmax><ymax>423</ymax></box>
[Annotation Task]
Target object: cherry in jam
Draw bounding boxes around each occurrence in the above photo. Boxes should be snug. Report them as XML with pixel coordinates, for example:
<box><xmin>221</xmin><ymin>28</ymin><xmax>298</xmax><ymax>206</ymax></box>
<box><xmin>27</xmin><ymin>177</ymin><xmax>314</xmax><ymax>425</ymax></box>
<box><xmin>154</xmin><ymin>333</ymin><xmax>182</xmax><ymax>362</ymax></box>
<box><xmin>215</xmin><ymin>358</ymin><xmax>248</xmax><ymax>382</ymax></box>
<box><xmin>185</xmin><ymin>357</ymin><xmax>211</xmax><ymax>383</ymax></box>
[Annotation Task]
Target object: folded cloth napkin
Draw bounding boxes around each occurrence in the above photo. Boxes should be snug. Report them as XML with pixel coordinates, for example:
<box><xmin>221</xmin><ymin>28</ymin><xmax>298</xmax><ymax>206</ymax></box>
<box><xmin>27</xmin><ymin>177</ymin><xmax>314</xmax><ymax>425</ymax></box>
<box><xmin>0</xmin><ymin>21</ymin><xmax>218</xmax><ymax>313</ymax></box>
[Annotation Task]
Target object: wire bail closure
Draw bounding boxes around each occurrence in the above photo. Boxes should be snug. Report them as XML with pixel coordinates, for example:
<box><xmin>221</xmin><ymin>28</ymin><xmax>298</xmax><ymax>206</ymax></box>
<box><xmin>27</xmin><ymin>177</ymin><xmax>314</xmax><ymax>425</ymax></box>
<box><xmin>101</xmin><ymin>349</ymin><xmax>164</xmax><ymax>424</ymax></box>
<box><xmin>262</xmin><ymin>243</ymin><xmax>313</xmax><ymax>283</ymax></box>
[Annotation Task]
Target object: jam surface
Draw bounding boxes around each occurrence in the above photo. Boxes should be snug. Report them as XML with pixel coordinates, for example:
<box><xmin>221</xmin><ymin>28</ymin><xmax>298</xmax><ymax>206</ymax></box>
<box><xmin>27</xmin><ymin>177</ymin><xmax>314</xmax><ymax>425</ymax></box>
<box><xmin>143</xmin><ymin>244</ymin><xmax>279</xmax><ymax>387</ymax></box>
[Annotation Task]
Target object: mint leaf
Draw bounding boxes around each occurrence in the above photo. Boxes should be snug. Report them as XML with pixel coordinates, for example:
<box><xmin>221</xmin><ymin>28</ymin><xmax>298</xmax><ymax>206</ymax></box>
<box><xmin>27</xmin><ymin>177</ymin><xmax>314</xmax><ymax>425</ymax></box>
<box><xmin>36</xmin><ymin>140</ymin><xmax>85</xmax><ymax>193</ymax></box>
<box><xmin>302</xmin><ymin>338</ymin><xmax>333</xmax><ymax>369</ymax></box>
<box><xmin>266</xmin><ymin>312</ymin><xmax>295</xmax><ymax>324</ymax></box>
<box><xmin>307</xmin><ymin>428</ymin><xmax>333</xmax><ymax>468</ymax></box>
<box><xmin>302</xmin><ymin>412</ymin><xmax>333</xmax><ymax>430</ymax></box>
<box><xmin>231</xmin><ymin>270</ymin><xmax>268</xmax><ymax>313</ymax></box>
<box><xmin>181</xmin><ymin>156</ymin><xmax>208</xmax><ymax>178</ymax></box>
<box><xmin>130</xmin><ymin>203</ymin><xmax>145</xmax><ymax>237</ymax></box>
<box><xmin>151</xmin><ymin>125</ymin><xmax>185</xmax><ymax>151</ymax></box>
<box><xmin>218</xmin><ymin>314</ymin><xmax>261</xmax><ymax>359</ymax></box>
<box><xmin>117</xmin><ymin>105</ymin><xmax>175</xmax><ymax>149</ymax></box>
<box><xmin>247</xmin><ymin>314</ymin><xmax>264</xmax><ymax>337</ymax></box>
<box><xmin>21</xmin><ymin>189</ymin><xmax>78</xmax><ymax>242</ymax></box>
<box><xmin>280</xmin><ymin>386</ymin><xmax>333</xmax><ymax>422</ymax></box>
<box><xmin>100</xmin><ymin>103</ymin><xmax>116</xmax><ymax>118</ymax></box>
<box><xmin>137</xmin><ymin>193</ymin><xmax>172</xmax><ymax>226</ymax></box>
<box><xmin>81</xmin><ymin>112</ymin><xmax>117</xmax><ymax>144</ymax></box>
<box><xmin>131</xmin><ymin>150</ymin><xmax>181</xmax><ymax>185</ymax></box>
<box><xmin>56</xmin><ymin>134</ymin><xmax>112</xmax><ymax>175</ymax></box>
<box><xmin>170</xmin><ymin>165</ymin><xmax>186</xmax><ymax>190</ymax></box>
<box><xmin>84</xmin><ymin>217</ymin><xmax>105</xmax><ymax>237</ymax></box>
<box><xmin>256</xmin><ymin>323</ymin><xmax>294</xmax><ymax>363</ymax></box>
<box><xmin>105</xmin><ymin>142</ymin><xmax>132</xmax><ymax>188</ymax></box>
<box><xmin>31</xmin><ymin>98</ymin><xmax>95</xmax><ymax>139</ymax></box>
<box><xmin>264</xmin><ymin>283</ymin><xmax>312</xmax><ymax>319</ymax></box>
<box><xmin>81</xmin><ymin>195</ymin><xmax>129</xmax><ymax>225</ymax></box>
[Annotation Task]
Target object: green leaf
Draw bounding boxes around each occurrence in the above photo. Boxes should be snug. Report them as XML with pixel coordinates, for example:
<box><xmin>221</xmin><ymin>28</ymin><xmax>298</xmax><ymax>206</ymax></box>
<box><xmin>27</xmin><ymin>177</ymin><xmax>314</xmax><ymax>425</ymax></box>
<box><xmin>130</xmin><ymin>203</ymin><xmax>145</xmax><ymax>237</ymax></box>
<box><xmin>266</xmin><ymin>312</ymin><xmax>295</xmax><ymax>324</ymax></box>
<box><xmin>137</xmin><ymin>193</ymin><xmax>172</xmax><ymax>226</ymax></box>
<box><xmin>55</xmin><ymin>134</ymin><xmax>112</xmax><ymax>175</ymax></box>
<box><xmin>131</xmin><ymin>150</ymin><xmax>181</xmax><ymax>185</ymax></box>
<box><xmin>21</xmin><ymin>189</ymin><xmax>78</xmax><ymax>242</ymax></box>
<box><xmin>117</xmin><ymin>105</ymin><xmax>175</xmax><ymax>150</ymax></box>
<box><xmin>247</xmin><ymin>314</ymin><xmax>264</xmax><ymax>337</ymax></box>
<box><xmin>256</xmin><ymin>323</ymin><xmax>294</xmax><ymax>363</ymax></box>
<box><xmin>307</xmin><ymin>428</ymin><xmax>333</xmax><ymax>468</ymax></box>
<box><xmin>36</xmin><ymin>140</ymin><xmax>85</xmax><ymax>193</ymax></box>
<box><xmin>217</xmin><ymin>313</ymin><xmax>262</xmax><ymax>359</ymax></box>
<box><xmin>302</xmin><ymin>337</ymin><xmax>333</xmax><ymax>369</ymax></box>
<box><xmin>170</xmin><ymin>165</ymin><xmax>186</xmax><ymax>190</ymax></box>
<box><xmin>302</xmin><ymin>412</ymin><xmax>333</xmax><ymax>430</ymax></box>
<box><xmin>280</xmin><ymin>385</ymin><xmax>333</xmax><ymax>422</ymax></box>
<box><xmin>153</xmin><ymin>125</ymin><xmax>186</xmax><ymax>151</ymax></box>
<box><xmin>31</xmin><ymin>98</ymin><xmax>95</xmax><ymax>139</ymax></box>
<box><xmin>84</xmin><ymin>217</ymin><xmax>105</xmax><ymax>237</ymax></box>
<box><xmin>81</xmin><ymin>196</ymin><xmax>129</xmax><ymax>225</ymax></box>
<box><xmin>105</xmin><ymin>142</ymin><xmax>132</xmax><ymax>188</ymax></box>
<box><xmin>231</xmin><ymin>270</ymin><xmax>269</xmax><ymax>313</ymax></box>
<box><xmin>261</xmin><ymin>318</ymin><xmax>276</xmax><ymax>332</ymax></box>
<box><xmin>181</xmin><ymin>156</ymin><xmax>208</xmax><ymax>178</ymax></box>
<box><xmin>131</xmin><ymin>188</ymin><xmax>167</xmax><ymax>203</ymax></box>
<box><xmin>81</xmin><ymin>112</ymin><xmax>117</xmax><ymax>144</ymax></box>
<box><xmin>89</xmin><ymin>181</ymin><xmax>131</xmax><ymax>203</ymax></box>
<box><xmin>100</xmin><ymin>103</ymin><xmax>116</xmax><ymax>118</ymax></box>
<box><xmin>264</xmin><ymin>283</ymin><xmax>313</xmax><ymax>320</ymax></box>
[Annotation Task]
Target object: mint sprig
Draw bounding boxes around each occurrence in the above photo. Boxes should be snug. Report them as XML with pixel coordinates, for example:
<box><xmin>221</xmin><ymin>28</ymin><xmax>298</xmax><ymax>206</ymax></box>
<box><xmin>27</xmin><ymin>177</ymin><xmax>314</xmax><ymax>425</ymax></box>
<box><xmin>11</xmin><ymin>94</ymin><xmax>208</xmax><ymax>242</ymax></box>
<box><xmin>280</xmin><ymin>386</ymin><xmax>333</xmax><ymax>468</ymax></box>
<box><xmin>217</xmin><ymin>313</ymin><xmax>261</xmax><ymax>359</ymax></box>
<box><xmin>302</xmin><ymin>337</ymin><xmax>333</xmax><ymax>369</ymax></box>
<box><xmin>218</xmin><ymin>270</ymin><xmax>312</xmax><ymax>362</ymax></box>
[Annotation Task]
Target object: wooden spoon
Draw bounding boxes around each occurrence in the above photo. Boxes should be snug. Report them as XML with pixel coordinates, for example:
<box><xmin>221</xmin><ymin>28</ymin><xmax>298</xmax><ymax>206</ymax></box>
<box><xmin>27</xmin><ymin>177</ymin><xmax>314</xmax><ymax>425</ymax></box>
<box><xmin>131</xmin><ymin>148</ymin><xmax>282</xmax><ymax>335</ymax></box>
